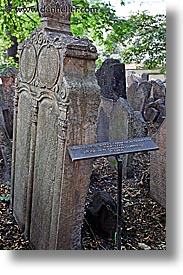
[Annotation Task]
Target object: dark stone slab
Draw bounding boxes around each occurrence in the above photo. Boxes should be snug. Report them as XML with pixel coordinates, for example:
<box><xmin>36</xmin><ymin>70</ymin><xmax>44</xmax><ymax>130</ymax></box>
<box><xmin>85</xmin><ymin>191</ymin><xmax>117</xmax><ymax>238</ymax></box>
<box><xmin>96</xmin><ymin>59</ymin><xmax>126</xmax><ymax>100</ymax></box>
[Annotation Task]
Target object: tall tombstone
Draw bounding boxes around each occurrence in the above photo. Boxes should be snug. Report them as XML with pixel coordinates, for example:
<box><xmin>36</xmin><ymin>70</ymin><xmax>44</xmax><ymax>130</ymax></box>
<box><xmin>96</xmin><ymin>96</ymin><xmax>114</xmax><ymax>142</ymax></box>
<box><xmin>96</xmin><ymin>59</ymin><xmax>126</xmax><ymax>142</ymax></box>
<box><xmin>109</xmin><ymin>98</ymin><xmax>133</xmax><ymax>176</ymax></box>
<box><xmin>150</xmin><ymin>120</ymin><xmax>166</xmax><ymax>208</ymax></box>
<box><xmin>12</xmin><ymin>0</ymin><xmax>100</xmax><ymax>250</ymax></box>
<box><xmin>109</xmin><ymin>98</ymin><xmax>148</xmax><ymax>178</ymax></box>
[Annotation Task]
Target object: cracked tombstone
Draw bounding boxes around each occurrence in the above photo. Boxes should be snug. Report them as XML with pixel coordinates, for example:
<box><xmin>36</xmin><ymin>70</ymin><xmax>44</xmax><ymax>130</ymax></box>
<box><xmin>11</xmin><ymin>0</ymin><xmax>100</xmax><ymax>250</ymax></box>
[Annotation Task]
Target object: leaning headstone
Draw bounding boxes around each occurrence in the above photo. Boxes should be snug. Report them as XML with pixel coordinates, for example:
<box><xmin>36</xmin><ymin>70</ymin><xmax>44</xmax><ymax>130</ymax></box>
<box><xmin>109</xmin><ymin>98</ymin><xmax>148</xmax><ymax>178</ymax></box>
<box><xmin>96</xmin><ymin>59</ymin><xmax>126</xmax><ymax>100</ymax></box>
<box><xmin>151</xmin><ymin>80</ymin><xmax>166</xmax><ymax>102</ymax></box>
<box><xmin>150</xmin><ymin>120</ymin><xmax>166</xmax><ymax>208</ymax></box>
<box><xmin>12</xmin><ymin>0</ymin><xmax>100</xmax><ymax>250</ymax></box>
<box><xmin>0</xmin><ymin>67</ymin><xmax>17</xmax><ymax>183</ymax></box>
<box><xmin>97</xmin><ymin>96</ymin><xmax>114</xmax><ymax>142</ymax></box>
<box><xmin>127</xmin><ymin>71</ymin><xmax>142</xmax><ymax>87</ymax></box>
<box><xmin>127</xmin><ymin>81</ymin><xmax>152</xmax><ymax>113</ymax></box>
<box><xmin>109</xmin><ymin>98</ymin><xmax>133</xmax><ymax>142</ymax></box>
<box><xmin>109</xmin><ymin>98</ymin><xmax>132</xmax><ymax>176</ymax></box>
<box><xmin>143</xmin><ymin>82</ymin><xmax>166</xmax><ymax>135</ymax></box>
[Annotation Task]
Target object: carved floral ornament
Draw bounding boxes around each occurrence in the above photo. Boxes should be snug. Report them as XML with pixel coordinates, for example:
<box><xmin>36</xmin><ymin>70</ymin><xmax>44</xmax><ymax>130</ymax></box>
<box><xmin>19</xmin><ymin>30</ymin><xmax>61</xmax><ymax>93</ymax></box>
<box><xmin>18</xmin><ymin>27</ymin><xmax>97</xmax><ymax>90</ymax></box>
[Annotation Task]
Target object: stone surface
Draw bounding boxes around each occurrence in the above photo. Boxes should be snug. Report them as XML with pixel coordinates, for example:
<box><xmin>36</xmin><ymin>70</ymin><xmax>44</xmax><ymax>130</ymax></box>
<box><xmin>109</xmin><ymin>98</ymin><xmax>148</xmax><ymax>178</ymax></box>
<box><xmin>127</xmin><ymin>71</ymin><xmax>142</xmax><ymax>87</ymax></box>
<box><xmin>12</xmin><ymin>1</ymin><xmax>100</xmax><ymax>250</ymax></box>
<box><xmin>109</xmin><ymin>98</ymin><xmax>133</xmax><ymax>176</ymax></box>
<box><xmin>1</xmin><ymin>66</ymin><xmax>17</xmax><ymax>139</ymax></box>
<box><xmin>127</xmin><ymin>81</ymin><xmax>152</xmax><ymax>113</ymax></box>
<box><xmin>0</xmin><ymin>67</ymin><xmax>17</xmax><ymax>183</ymax></box>
<box><xmin>39</xmin><ymin>0</ymin><xmax>72</xmax><ymax>33</ymax></box>
<box><xmin>127</xmin><ymin>74</ymin><xmax>166</xmax><ymax>136</ymax></box>
<box><xmin>96</xmin><ymin>59</ymin><xmax>126</xmax><ymax>100</ymax></box>
<box><xmin>96</xmin><ymin>96</ymin><xmax>114</xmax><ymax>142</ymax></box>
<box><xmin>85</xmin><ymin>191</ymin><xmax>117</xmax><ymax>239</ymax></box>
<box><xmin>151</xmin><ymin>80</ymin><xmax>166</xmax><ymax>102</ymax></box>
<box><xmin>109</xmin><ymin>97</ymin><xmax>133</xmax><ymax>142</ymax></box>
<box><xmin>150</xmin><ymin>120</ymin><xmax>166</xmax><ymax>208</ymax></box>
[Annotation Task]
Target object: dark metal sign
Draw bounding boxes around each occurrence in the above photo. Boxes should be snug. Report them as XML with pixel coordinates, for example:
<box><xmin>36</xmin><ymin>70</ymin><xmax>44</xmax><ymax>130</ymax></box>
<box><xmin>67</xmin><ymin>137</ymin><xmax>159</xmax><ymax>161</ymax></box>
<box><xmin>67</xmin><ymin>136</ymin><xmax>159</xmax><ymax>250</ymax></box>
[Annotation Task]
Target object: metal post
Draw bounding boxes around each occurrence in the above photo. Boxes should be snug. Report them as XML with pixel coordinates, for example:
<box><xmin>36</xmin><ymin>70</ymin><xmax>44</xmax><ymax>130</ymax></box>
<box><xmin>116</xmin><ymin>155</ymin><xmax>123</xmax><ymax>250</ymax></box>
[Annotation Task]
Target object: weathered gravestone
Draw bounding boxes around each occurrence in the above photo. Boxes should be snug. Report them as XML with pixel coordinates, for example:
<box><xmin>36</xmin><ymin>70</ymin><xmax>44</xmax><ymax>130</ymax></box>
<box><xmin>1</xmin><ymin>66</ymin><xmax>17</xmax><ymax>138</ymax></box>
<box><xmin>109</xmin><ymin>98</ymin><xmax>148</xmax><ymax>178</ymax></box>
<box><xmin>150</xmin><ymin>120</ymin><xmax>166</xmax><ymax>208</ymax></box>
<box><xmin>127</xmin><ymin>80</ymin><xmax>152</xmax><ymax>113</ymax></box>
<box><xmin>11</xmin><ymin>0</ymin><xmax>100</xmax><ymax>250</ymax></box>
<box><xmin>0</xmin><ymin>67</ymin><xmax>17</xmax><ymax>183</ymax></box>
<box><xmin>85</xmin><ymin>191</ymin><xmax>117</xmax><ymax>239</ymax></box>
<box><xmin>96</xmin><ymin>59</ymin><xmax>126</xmax><ymax>100</ymax></box>
<box><xmin>96</xmin><ymin>59</ymin><xmax>126</xmax><ymax>142</ymax></box>
<box><xmin>127</xmin><ymin>73</ymin><xmax>166</xmax><ymax>136</ymax></box>
<box><xmin>96</xmin><ymin>96</ymin><xmax>114</xmax><ymax>142</ymax></box>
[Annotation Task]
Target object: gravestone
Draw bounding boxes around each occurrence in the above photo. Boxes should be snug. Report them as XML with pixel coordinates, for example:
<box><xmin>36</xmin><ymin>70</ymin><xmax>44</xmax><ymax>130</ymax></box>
<box><xmin>127</xmin><ymin>71</ymin><xmax>142</xmax><ymax>87</ymax></box>
<box><xmin>0</xmin><ymin>67</ymin><xmax>17</xmax><ymax>183</ymax></box>
<box><xmin>12</xmin><ymin>0</ymin><xmax>100</xmax><ymax>250</ymax></box>
<box><xmin>96</xmin><ymin>59</ymin><xmax>126</xmax><ymax>142</ymax></box>
<box><xmin>109</xmin><ymin>98</ymin><xmax>133</xmax><ymax>141</ymax></box>
<box><xmin>150</xmin><ymin>120</ymin><xmax>166</xmax><ymax>208</ymax></box>
<box><xmin>109</xmin><ymin>98</ymin><xmax>148</xmax><ymax>178</ymax></box>
<box><xmin>96</xmin><ymin>59</ymin><xmax>126</xmax><ymax>100</ymax></box>
<box><xmin>97</xmin><ymin>96</ymin><xmax>114</xmax><ymax>142</ymax></box>
<box><xmin>143</xmin><ymin>81</ymin><xmax>166</xmax><ymax>135</ymax></box>
<box><xmin>1</xmin><ymin>66</ymin><xmax>17</xmax><ymax>139</ymax></box>
<box><xmin>127</xmin><ymin>75</ymin><xmax>166</xmax><ymax>136</ymax></box>
<box><xmin>127</xmin><ymin>81</ymin><xmax>152</xmax><ymax>113</ymax></box>
<box><xmin>151</xmin><ymin>80</ymin><xmax>166</xmax><ymax>102</ymax></box>
<box><xmin>85</xmin><ymin>191</ymin><xmax>117</xmax><ymax>239</ymax></box>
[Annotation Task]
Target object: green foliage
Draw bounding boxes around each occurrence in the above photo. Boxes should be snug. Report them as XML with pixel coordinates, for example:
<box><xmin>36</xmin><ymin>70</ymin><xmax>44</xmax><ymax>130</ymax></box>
<box><xmin>0</xmin><ymin>0</ymin><xmax>166</xmax><ymax>71</ymax></box>
<box><xmin>0</xmin><ymin>0</ymin><xmax>40</xmax><ymax>68</ymax></box>
<box><xmin>105</xmin><ymin>11</ymin><xmax>166</xmax><ymax>72</ymax></box>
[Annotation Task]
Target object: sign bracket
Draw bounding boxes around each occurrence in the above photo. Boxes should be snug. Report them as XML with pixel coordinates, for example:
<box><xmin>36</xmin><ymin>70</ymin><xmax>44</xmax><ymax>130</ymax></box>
<box><xmin>67</xmin><ymin>137</ymin><xmax>159</xmax><ymax>250</ymax></box>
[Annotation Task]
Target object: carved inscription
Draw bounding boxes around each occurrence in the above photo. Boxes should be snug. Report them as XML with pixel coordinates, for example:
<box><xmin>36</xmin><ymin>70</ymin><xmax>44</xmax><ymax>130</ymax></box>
<box><xmin>68</xmin><ymin>137</ymin><xmax>159</xmax><ymax>161</ymax></box>
<box><xmin>20</xmin><ymin>45</ymin><xmax>37</xmax><ymax>83</ymax></box>
<box><xmin>38</xmin><ymin>45</ymin><xmax>60</xmax><ymax>89</ymax></box>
